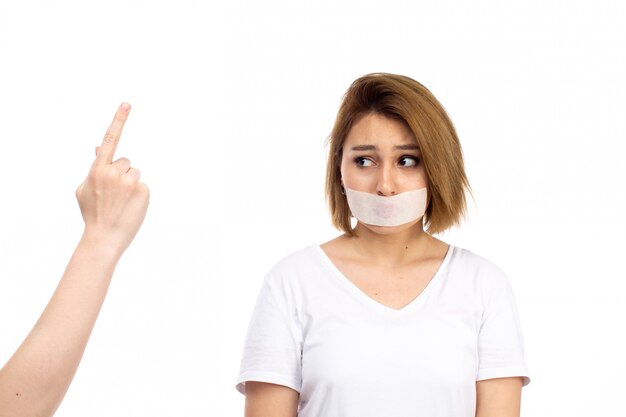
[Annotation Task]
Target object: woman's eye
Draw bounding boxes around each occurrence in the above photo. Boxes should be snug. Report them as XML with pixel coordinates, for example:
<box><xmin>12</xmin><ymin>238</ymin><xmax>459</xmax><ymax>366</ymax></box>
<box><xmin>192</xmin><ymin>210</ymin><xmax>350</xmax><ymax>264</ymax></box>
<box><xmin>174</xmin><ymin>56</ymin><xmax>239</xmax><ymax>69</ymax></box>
<box><xmin>355</xmin><ymin>157</ymin><xmax>373</xmax><ymax>167</ymax></box>
<box><xmin>399</xmin><ymin>156</ymin><xmax>419</xmax><ymax>167</ymax></box>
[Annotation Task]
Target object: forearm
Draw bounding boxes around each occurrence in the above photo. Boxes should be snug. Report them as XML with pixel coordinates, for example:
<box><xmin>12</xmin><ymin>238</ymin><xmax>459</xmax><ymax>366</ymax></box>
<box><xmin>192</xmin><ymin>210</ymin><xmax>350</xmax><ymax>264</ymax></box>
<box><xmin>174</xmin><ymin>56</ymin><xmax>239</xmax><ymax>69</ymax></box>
<box><xmin>0</xmin><ymin>234</ymin><xmax>122</xmax><ymax>417</ymax></box>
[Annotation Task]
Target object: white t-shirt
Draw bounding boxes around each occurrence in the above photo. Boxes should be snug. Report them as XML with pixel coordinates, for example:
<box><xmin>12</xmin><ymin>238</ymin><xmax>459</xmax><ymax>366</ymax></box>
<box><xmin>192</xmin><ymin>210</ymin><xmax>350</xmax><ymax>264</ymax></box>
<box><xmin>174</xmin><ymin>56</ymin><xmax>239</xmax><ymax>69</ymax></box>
<box><xmin>236</xmin><ymin>244</ymin><xmax>530</xmax><ymax>416</ymax></box>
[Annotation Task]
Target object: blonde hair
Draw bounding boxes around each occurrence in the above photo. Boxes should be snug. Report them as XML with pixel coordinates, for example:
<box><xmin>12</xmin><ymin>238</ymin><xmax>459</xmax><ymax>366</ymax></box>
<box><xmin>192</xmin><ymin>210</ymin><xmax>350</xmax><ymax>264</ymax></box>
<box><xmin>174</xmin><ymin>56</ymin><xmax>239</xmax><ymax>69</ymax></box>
<box><xmin>325</xmin><ymin>73</ymin><xmax>471</xmax><ymax>235</ymax></box>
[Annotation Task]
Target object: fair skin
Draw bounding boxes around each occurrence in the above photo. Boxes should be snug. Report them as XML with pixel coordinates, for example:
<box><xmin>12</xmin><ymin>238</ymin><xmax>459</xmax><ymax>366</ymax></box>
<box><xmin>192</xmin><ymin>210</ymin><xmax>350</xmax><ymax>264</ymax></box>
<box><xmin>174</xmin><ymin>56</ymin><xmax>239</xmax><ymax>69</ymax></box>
<box><xmin>0</xmin><ymin>103</ymin><xmax>149</xmax><ymax>417</ymax></box>
<box><xmin>245</xmin><ymin>112</ymin><xmax>523</xmax><ymax>416</ymax></box>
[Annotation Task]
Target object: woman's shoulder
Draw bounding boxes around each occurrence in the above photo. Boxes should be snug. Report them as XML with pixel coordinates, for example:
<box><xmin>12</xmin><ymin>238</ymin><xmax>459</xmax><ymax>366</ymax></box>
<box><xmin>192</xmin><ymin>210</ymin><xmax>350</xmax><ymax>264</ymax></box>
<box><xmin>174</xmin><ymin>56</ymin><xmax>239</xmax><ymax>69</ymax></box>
<box><xmin>264</xmin><ymin>244</ymin><xmax>325</xmax><ymax>280</ymax></box>
<box><xmin>256</xmin><ymin>244</ymin><xmax>337</xmax><ymax>302</ymax></box>
<box><xmin>448</xmin><ymin>245</ymin><xmax>510</xmax><ymax>282</ymax></box>
<box><xmin>448</xmin><ymin>246</ymin><xmax>520</xmax><ymax>309</ymax></box>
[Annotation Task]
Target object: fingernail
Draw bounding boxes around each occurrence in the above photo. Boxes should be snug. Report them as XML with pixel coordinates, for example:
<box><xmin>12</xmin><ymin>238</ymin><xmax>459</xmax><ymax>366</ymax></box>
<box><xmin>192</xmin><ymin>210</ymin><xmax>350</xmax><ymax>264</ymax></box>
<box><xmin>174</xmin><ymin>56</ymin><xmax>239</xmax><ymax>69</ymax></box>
<box><xmin>120</xmin><ymin>102</ymin><xmax>131</xmax><ymax>112</ymax></box>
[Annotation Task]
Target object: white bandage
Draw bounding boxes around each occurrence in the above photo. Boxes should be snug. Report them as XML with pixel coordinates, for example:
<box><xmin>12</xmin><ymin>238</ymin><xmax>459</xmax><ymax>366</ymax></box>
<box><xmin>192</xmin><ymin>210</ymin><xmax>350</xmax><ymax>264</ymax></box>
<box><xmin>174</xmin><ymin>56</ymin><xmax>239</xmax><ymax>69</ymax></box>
<box><xmin>345</xmin><ymin>187</ymin><xmax>428</xmax><ymax>227</ymax></box>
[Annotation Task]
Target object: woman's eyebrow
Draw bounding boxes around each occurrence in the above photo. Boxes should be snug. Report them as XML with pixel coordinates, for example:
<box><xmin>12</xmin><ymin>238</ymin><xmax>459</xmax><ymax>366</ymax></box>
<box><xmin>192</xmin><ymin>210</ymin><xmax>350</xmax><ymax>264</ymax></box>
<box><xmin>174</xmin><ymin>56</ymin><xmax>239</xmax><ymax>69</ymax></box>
<box><xmin>395</xmin><ymin>144</ymin><xmax>420</xmax><ymax>150</ymax></box>
<box><xmin>351</xmin><ymin>145</ymin><xmax>376</xmax><ymax>151</ymax></box>
<box><xmin>350</xmin><ymin>144</ymin><xmax>420</xmax><ymax>151</ymax></box>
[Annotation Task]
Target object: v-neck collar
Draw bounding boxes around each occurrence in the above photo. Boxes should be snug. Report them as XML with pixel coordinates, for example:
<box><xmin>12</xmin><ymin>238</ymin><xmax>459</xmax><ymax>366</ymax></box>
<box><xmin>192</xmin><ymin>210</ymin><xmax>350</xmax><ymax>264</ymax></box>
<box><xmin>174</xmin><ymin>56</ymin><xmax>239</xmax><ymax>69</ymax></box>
<box><xmin>313</xmin><ymin>244</ymin><xmax>455</xmax><ymax>315</ymax></box>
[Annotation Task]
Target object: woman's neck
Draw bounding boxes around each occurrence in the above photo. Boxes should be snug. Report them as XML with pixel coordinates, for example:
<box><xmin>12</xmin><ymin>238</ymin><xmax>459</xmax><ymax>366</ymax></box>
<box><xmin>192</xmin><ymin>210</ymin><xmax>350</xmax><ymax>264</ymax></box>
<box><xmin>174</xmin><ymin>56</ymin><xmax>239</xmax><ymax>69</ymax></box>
<box><xmin>348</xmin><ymin>222</ymin><xmax>439</xmax><ymax>267</ymax></box>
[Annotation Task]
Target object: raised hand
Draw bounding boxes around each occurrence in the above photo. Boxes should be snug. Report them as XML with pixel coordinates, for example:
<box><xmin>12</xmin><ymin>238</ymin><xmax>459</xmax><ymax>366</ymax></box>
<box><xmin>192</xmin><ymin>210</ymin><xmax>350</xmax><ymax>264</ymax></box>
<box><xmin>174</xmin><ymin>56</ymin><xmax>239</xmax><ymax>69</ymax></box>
<box><xmin>75</xmin><ymin>102</ymin><xmax>149</xmax><ymax>255</ymax></box>
<box><xmin>0</xmin><ymin>103</ymin><xmax>150</xmax><ymax>417</ymax></box>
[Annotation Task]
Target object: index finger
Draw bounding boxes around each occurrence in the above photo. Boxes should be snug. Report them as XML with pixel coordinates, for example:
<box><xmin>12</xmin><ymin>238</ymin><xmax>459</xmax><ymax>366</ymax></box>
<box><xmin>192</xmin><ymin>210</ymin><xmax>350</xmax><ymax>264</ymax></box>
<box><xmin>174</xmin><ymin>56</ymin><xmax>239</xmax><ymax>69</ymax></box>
<box><xmin>94</xmin><ymin>102</ymin><xmax>131</xmax><ymax>166</ymax></box>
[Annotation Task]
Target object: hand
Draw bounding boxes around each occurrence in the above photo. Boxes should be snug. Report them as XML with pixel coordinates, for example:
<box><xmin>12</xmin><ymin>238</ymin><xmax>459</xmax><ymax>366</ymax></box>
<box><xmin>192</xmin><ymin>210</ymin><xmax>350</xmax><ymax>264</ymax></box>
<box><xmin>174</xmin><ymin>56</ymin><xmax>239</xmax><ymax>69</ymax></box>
<box><xmin>75</xmin><ymin>103</ymin><xmax>150</xmax><ymax>255</ymax></box>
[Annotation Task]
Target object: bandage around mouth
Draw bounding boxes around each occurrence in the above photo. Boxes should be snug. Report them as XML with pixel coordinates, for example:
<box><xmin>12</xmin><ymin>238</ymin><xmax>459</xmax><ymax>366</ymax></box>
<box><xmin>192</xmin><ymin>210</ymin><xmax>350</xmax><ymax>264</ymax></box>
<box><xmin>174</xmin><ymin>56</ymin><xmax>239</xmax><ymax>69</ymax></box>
<box><xmin>344</xmin><ymin>187</ymin><xmax>428</xmax><ymax>227</ymax></box>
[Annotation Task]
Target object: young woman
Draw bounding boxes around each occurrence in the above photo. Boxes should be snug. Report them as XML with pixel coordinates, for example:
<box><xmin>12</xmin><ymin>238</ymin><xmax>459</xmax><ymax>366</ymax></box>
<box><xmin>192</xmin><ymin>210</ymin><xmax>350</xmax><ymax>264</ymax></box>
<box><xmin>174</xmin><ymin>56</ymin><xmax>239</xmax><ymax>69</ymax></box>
<box><xmin>0</xmin><ymin>103</ymin><xmax>149</xmax><ymax>417</ymax></box>
<box><xmin>237</xmin><ymin>74</ymin><xmax>531</xmax><ymax>417</ymax></box>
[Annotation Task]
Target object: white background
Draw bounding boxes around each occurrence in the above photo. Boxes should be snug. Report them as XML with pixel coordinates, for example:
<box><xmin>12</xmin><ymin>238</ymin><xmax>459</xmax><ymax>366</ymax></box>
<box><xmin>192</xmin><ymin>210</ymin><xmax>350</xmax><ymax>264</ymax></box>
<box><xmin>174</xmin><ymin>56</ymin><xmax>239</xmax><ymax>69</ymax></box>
<box><xmin>0</xmin><ymin>0</ymin><xmax>624</xmax><ymax>416</ymax></box>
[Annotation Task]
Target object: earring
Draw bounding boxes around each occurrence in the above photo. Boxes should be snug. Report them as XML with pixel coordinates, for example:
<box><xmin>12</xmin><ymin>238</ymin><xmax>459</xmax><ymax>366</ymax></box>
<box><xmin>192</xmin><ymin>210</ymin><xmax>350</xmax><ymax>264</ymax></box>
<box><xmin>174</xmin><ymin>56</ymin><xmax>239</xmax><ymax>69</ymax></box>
<box><xmin>340</xmin><ymin>184</ymin><xmax>346</xmax><ymax>195</ymax></box>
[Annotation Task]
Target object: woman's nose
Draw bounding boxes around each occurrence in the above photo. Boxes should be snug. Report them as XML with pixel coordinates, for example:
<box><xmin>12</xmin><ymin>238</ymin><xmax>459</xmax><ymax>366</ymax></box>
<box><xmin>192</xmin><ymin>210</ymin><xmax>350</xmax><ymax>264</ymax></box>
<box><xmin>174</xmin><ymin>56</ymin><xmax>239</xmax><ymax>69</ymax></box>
<box><xmin>376</xmin><ymin>164</ymin><xmax>396</xmax><ymax>196</ymax></box>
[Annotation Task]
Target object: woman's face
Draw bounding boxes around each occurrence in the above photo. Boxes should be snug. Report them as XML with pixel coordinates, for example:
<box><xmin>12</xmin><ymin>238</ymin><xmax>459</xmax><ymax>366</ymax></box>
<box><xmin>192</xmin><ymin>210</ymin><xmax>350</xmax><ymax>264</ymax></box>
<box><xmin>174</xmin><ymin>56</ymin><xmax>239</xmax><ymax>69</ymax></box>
<box><xmin>340</xmin><ymin>112</ymin><xmax>428</xmax><ymax>234</ymax></box>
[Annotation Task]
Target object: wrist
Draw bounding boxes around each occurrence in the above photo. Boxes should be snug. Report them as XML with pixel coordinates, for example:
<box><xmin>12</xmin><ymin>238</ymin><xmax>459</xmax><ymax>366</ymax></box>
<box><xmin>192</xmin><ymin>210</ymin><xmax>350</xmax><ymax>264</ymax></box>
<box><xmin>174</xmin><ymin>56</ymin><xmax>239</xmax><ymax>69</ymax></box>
<box><xmin>78</xmin><ymin>229</ymin><xmax>127</xmax><ymax>262</ymax></box>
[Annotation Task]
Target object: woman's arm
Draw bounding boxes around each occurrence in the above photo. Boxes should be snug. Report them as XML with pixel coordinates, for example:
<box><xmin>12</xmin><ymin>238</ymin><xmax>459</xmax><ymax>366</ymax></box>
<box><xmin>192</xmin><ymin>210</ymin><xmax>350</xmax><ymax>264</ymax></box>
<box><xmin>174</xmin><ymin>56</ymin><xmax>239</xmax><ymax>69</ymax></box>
<box><xmin>244</xmin><ymin>381</ymin><xmax>299</xmax><ymax>417</ymax></box>
<box><xmin>475</xmin><ymin>377</ymin><xmax>523</xmax><ymax>417</ymax></box>
<box><xmin>0</xmin><ymin>103</ymin><xmax>149</xmax><ymax>417</ymax></box>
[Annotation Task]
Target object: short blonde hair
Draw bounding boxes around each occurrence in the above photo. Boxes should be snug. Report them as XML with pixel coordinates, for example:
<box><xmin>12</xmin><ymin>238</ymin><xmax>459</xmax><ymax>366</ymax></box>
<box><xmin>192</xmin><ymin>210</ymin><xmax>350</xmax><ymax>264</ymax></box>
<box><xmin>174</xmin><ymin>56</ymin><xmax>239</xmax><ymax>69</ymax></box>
<box><xmin>325</xmin><ymin>73</ymin><xmax>471</xmax><ymax>235</ymax></box>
